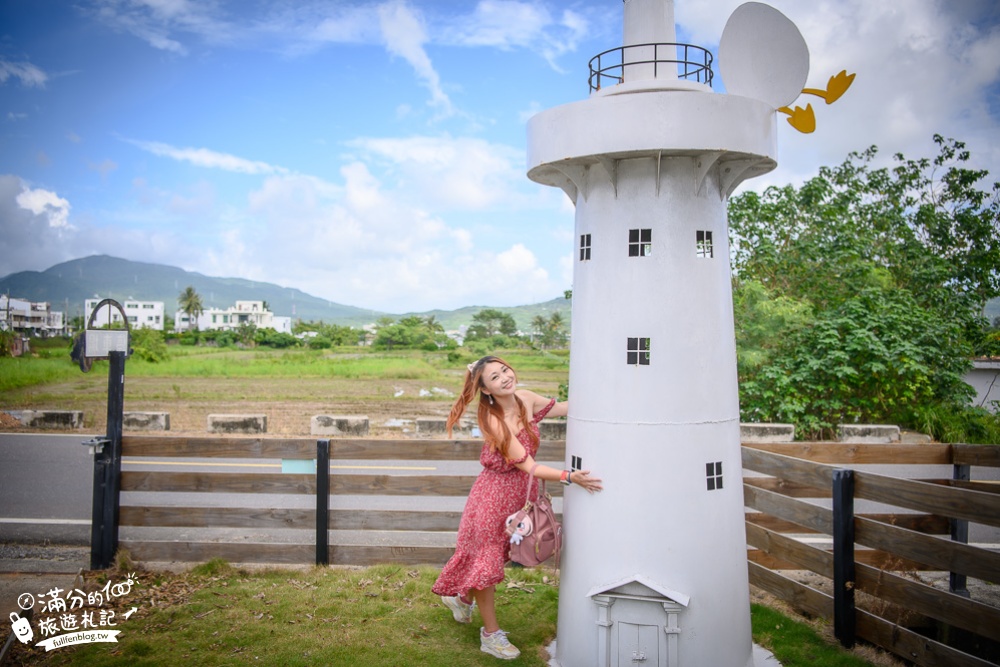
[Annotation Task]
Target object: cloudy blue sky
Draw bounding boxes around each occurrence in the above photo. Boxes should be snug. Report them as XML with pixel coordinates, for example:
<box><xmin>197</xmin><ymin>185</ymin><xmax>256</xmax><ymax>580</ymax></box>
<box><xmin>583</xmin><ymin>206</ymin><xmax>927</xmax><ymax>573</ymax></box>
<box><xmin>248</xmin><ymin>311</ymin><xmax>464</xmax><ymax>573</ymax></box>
<box><xmin>2</xmin><ymin>0</ymin><xmax>998</xmax><ymax>313</ymax></box>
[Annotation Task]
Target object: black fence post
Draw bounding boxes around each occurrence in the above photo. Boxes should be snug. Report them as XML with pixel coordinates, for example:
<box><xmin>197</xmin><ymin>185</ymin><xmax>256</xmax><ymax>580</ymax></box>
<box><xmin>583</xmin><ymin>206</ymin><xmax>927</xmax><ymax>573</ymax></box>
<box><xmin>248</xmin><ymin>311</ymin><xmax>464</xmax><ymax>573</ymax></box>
<box><xmin>316</xmin><ymin>440</ymin><xmax>330</xmax><ymax>566</ymax></box>
<box><xmin>832</xmin><ymin>468</ymin><xmax>856</xmax><ymax>648</ymax></box>
<box><xmin>950</xmin><ymin>463</ymin><xmax>971</xmax><ymax>597</ymax></box>
<box><xmin>87</xmin><ymin>350</ymin><xmax>125</xmax><ymax>570</ymax></box>
<box><xmin>104</xmin><ymin>350</ymin><xmax>125</xmax><ymax>567</ymax></box>
<box><xmin>88</xmin><ymin>440</ymin><xmax>109</xmax><ymax>570</ymax></box>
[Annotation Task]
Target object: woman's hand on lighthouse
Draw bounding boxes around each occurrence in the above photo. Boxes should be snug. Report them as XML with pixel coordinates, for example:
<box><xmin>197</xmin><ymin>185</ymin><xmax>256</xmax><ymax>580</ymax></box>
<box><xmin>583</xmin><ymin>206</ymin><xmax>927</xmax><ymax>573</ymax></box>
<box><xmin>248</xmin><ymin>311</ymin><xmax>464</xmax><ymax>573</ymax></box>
<box><xmin>570</xmin><ymin>470</ymin><xmax>602</xmax><ymax>494</ymax></box>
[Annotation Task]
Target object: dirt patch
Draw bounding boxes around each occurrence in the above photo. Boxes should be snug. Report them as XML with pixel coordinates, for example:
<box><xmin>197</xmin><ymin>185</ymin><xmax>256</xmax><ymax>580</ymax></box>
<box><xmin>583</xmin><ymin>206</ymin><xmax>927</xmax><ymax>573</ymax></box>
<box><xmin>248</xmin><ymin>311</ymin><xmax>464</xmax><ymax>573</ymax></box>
<box><xmin>0</xmin><ymin>412</ymin><xmax>22</xmax><ymax>429</ymax></box>
<box><xmin>0</xmin><ymin>373</ymin><xmax>566</xmax><ymax>437</ymax></box>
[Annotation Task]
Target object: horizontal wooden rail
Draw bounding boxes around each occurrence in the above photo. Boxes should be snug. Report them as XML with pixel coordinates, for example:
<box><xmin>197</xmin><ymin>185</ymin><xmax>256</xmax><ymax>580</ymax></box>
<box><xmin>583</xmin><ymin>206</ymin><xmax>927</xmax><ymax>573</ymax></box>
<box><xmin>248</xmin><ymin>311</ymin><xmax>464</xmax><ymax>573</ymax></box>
<box><xmin>742</xmin><ymin>446</ymin><xmax>835</xmax><ymax>489</ymax></box>
<box><xmin>854</xmin><ymin>470</ymin><xmax>1000</xmax><ymax>527</ymax></box>
<box><xmin>952</xmin><ymin>444</ymin><xmax>1000</xmax><ymax>468</ymax></box>
<box><xmin>854</xmin><ymin>561</ymin><xmax>1000</xmax><ymax>643</ymax></box>
<box><xmin>747</xmin><ymin>522</ymin><xmax>1000</xmax><ymax>642</ymax></box>
<box><xmin>746</xmin><ymin>442</ymin><xmax>953</xmax><ymax>464</ymax></box>
<box><xmin>743</xmin><ymin>447</ymin><xmax>1000</xmax><ymax>527</ymax></box>
<box><xmin>121</xmin><ymin>471</ymin><xmax>316</xmax><ymax>494</ymax></box>
<box><xmin>122</xmin><ymin>435</ymin><xmax>567</xmax><ymax>462</ymax></box>
<box><xmin>744</xmin><ymin>477</ymin><xmax>831</xmax><ymax>498</ymax></box>
<box><xmin>744</xmin><ymin>484</ymin><xmax>831</xmax><ymax>533</ymax></box>
<box><xmin>745</xmin><ymin>482</ymin><xmax>1000</xmax><ymax>578</ymax></box>
<box><xmin>748</xmin><ymin>561</ymin><xmax>831</xmax><ymax>619</ymax></box>
<box><xmin>856</xmin><ymin>608</ymin><xmax>996</xmax><ymax>667</ymax></box>
<box><xmin>123</xmin><ymin>436</ymin><xmax>316</xmax><ymax>459</ymax></box>
<box><xmin>119</xmin><ymin>506</ymin><xmax>313</xmax><ymax>529</ymax></box>
<box><xmin>854</xmin><ymin>516</ymin><xmax>1000</xmax><ymax>582</ymax></box>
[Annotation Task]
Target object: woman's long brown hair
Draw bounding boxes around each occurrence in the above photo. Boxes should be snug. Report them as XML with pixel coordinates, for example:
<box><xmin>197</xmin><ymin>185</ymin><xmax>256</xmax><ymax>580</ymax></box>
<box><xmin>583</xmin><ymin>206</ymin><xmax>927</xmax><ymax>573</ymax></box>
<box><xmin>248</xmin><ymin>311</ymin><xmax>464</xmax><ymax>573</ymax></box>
<box><xmin>447</xmin><ymin>355</ymin><xmax>538</xmax><ymax>460</ymax></box>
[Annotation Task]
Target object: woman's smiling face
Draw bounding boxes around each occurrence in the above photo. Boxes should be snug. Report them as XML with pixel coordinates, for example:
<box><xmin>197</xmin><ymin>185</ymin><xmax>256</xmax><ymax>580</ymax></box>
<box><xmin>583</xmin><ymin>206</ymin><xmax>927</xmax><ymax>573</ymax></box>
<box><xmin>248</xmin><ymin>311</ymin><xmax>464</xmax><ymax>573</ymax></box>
<box><xmin>480</xmin><ymin>361</ymin><xmax>516</xmax><ymax>399</ymax></box>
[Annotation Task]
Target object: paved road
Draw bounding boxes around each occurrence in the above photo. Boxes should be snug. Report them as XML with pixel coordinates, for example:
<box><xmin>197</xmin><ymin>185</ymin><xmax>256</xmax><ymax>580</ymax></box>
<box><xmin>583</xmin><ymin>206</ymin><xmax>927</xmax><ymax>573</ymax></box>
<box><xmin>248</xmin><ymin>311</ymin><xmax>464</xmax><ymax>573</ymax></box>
<box><xmin>0</xmin><ymin>434</ymin><xmax>93</xmax><ymax>544</ymax></box>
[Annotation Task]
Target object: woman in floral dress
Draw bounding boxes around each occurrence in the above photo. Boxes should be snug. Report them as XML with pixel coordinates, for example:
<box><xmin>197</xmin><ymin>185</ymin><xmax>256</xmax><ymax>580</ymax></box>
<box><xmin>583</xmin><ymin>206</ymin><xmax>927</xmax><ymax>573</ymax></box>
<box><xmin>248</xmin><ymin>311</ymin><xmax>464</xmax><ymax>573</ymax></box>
<box><xmin>431</xmin><ymin>355</ymin><xmax>603</xmax><ymax>659</ymax></box>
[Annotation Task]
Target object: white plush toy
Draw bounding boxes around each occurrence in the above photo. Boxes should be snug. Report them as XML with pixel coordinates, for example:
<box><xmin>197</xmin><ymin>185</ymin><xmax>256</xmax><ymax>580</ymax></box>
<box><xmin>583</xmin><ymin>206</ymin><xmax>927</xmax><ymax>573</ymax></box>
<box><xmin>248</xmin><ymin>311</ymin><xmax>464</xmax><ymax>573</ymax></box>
<box><xmin>505</xmin><ymin>510</ymin><xmax>533</xmax><ymax>545</ymax></box>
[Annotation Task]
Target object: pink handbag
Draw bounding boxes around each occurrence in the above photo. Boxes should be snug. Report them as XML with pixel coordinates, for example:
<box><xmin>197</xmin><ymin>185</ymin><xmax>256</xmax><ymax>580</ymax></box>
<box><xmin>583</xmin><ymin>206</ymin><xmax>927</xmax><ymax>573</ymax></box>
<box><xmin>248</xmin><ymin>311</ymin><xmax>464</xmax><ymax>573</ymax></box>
<box><xmin>504</xmin><ymin>463</ymin><xmax>562</xmax><ymax>567</ymax></box>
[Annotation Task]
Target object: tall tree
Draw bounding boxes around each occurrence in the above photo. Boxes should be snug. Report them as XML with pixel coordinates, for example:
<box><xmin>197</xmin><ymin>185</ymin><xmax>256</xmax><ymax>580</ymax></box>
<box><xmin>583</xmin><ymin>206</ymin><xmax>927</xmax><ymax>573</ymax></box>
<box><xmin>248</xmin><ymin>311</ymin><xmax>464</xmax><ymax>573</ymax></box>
<box><xmin>729</xmin><ymin>136</ymin><xmax>999</xmax><ymax>437</ymax></box>
<box><xmin>466</xmin><ymin>308</ymin><xmax>518</xmax><ymax>340</ymax></box>
<box><xmin>531</xmin><ymin>315</ymin><xmax>548</xmax><ymax>345</ymax></box>
<box><xmin>177</xmin><ymin>286</ymin><xmax>204</xmax><ymax>332</ymax></box>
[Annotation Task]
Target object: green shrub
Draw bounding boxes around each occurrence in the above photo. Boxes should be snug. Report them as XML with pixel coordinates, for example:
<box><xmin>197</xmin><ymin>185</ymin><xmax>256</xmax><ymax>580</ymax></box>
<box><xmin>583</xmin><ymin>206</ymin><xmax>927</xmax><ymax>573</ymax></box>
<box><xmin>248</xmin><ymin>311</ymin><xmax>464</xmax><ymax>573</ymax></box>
<box><xmin>130</xmin><ymin>327</ymin><xmax>169</xmax><ymax>363</ymax></box>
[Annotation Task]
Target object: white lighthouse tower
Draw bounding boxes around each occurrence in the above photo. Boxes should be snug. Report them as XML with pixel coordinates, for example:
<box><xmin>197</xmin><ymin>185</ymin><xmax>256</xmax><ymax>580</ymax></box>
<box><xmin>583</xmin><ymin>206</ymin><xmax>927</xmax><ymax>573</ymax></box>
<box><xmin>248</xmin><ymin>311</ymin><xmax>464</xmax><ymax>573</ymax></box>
<box><xmin>527</xmin><ymin>2</ymin><xmax>810</xmax><ymax>665</ymax></box>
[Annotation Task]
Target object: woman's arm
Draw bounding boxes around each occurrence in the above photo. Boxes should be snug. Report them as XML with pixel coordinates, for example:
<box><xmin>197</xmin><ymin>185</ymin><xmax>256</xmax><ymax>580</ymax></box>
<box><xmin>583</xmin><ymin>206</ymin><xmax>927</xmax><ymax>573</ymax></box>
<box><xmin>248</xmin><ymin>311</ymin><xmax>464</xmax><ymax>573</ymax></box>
<box><xmin>506</xmin><ymin>438</ymin><xmax>602</xmax><ymax>493</ymax></box>
<box><xmin>517</xmin><ymin>389</ymin><xmax>568</xmax><ymax>419</ymax></box>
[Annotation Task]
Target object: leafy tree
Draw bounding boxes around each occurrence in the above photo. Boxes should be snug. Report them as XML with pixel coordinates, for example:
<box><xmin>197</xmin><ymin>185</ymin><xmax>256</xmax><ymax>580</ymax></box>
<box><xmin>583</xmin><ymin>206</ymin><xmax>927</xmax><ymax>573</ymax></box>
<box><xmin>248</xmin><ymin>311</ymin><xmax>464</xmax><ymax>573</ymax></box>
<box><xmin>255</xmin><ymin>329</ymin><xmax>299</xmax><ymax>348</ymax></box>
<box><xmin>130</xmin><ymin>327</ymin><xmax>168</xmax><ymax>362</ymax></box>
<box><xmin>729</xmin><ymin>136</ymin><xmax>999</xmax><ymax>438</ymax></box>
<box><xmin>373</xmin><ymin>315</ymin><xmax>450</xmax><ymax>350</ymax></box>
<box><xmin>236</xmin><ymin>322</ymin><xmax>257</xmax><ymax>347</ymax></box>
<box><xmin>531</xmin><ymin>315</ymin><xmax>547</xmax><ymax>344</ymax></box>
<box><xmin>466</xmin><ymin>309</ymin><xmax>517</xmax><ymax>341</ymax></box>
<box><xmin>532</xmin><ymin>312</ymin><xmax>567</xmax><ymax>349</ymax></box>
<box><xmin>177</xmin><ymin>286</ymin><xmax>204</xmax><ymax>332</ymax></box>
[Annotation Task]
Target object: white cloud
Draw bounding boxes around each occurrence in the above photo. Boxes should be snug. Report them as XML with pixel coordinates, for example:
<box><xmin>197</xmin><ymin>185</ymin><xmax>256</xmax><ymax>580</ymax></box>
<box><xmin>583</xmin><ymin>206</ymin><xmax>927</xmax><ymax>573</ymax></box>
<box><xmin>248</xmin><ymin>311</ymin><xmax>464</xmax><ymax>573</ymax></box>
<box><xmin>444</xmin><ymin>1</ymin><xmax>591</xmax><ymax>69</ymax></box>
<box><xmin>227</xmin><ymin>156</ymin><xmax>558</xmax><ymax>311</ymax></box>
<box><xmin>90</xmin><ymin>0</ymin><xmax>234</xmax><ymax>54</ymax></box>
<box><xmin>16</xmin><ymin>184</ymin><xmax>72</xmax><ymax>229</ymax></box>
<box><xmin>378</xmin><ymin>1</ymin><xmax>454</xmax><ymax>116</ymax></box>
<box><xmin>0</xmin><ymin>59</ymin><xmax>48</xmax><ymax>87</ymax></box>
<box><xmin>125</xmin><ymin>138</ymin><xmax>289</xmax><ymax>175</ymax></box>
<box><xmin>348</xmin><ymin>135</ymin><xmax>526</xmax><ymax>210</ymax></box>
<box><xmin>0</xmin><ymin>176</ymin><xmax>75</xmax><ymax>277</ymax></box>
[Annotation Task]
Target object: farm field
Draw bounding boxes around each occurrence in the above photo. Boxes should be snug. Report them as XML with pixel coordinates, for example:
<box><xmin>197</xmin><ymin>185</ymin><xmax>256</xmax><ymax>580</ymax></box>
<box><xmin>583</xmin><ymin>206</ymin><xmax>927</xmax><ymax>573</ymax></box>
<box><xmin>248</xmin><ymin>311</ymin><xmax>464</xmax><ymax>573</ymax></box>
<box><xmin>0</xmin><ymin>345</ymin><xmax>570</xmax><ymax>436</ymax></box>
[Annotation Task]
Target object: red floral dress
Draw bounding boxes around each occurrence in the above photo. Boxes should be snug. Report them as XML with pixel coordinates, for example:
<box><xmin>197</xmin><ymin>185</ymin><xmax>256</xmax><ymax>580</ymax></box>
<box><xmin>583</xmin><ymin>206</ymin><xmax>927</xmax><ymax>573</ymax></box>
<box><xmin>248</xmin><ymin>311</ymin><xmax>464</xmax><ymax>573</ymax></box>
<box><xmin>432</xmin><ymin>398</ymin><xmax>556</xmax><ymax>597</ymax></box>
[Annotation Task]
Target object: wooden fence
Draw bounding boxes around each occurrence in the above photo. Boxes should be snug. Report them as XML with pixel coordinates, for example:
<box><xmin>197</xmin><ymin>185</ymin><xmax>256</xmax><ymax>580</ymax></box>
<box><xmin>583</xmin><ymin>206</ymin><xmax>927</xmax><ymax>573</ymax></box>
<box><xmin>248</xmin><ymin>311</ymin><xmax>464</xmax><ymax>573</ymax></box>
<box><xmin>113</xmin><ymin>436</ymin><xmax>1000</xmax><ymax>666</ymax></box>
<box><xmin>743</xmin><ymin>442</ymin><xmax>1000</xmax><ymax>667</ymax></box>
<box><xmin>117</xmin><ymin>435</ymin><xmax>564</xmax><ymax>567</ymax></box>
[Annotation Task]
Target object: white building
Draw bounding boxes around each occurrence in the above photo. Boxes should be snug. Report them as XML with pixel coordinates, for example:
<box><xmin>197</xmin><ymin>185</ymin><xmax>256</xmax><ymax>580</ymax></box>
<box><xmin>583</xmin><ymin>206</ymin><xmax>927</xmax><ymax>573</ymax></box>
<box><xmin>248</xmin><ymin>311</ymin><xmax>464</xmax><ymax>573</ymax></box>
<box><xmin>174</xmin><ymin>300</ymin><xmax>291</xmax><ymax>334</ymax></box>
<box><xmin>0</xmin><ymin>295</ymin><xmax>64</xmax><ymax>336</ymax></box>
<box><xmin>85</xmin><ymin>298</ymin><xmax>165</xmax><ymax>331</ymax></box>
<box><xmin>966</xmin><ymin>358</ymin><xmax>1000</xmax><ymax>413</ymax></box>
<box><xmin>527</xmin><ymin>1</ymin><xmax>810</xmax><ymax>665</ymax></box>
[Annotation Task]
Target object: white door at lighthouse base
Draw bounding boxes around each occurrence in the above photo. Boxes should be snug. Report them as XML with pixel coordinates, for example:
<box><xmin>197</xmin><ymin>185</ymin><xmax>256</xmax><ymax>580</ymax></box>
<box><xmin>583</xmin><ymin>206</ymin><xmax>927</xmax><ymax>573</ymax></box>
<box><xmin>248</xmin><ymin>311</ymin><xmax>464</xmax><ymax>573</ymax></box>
<box><xmin>615</xmin><ymin>621</ymin><xmax>660</xmax><ymax>665</ymax></box>
<box><xmin>591</xmin><ymin>579</ymin><xmax>685</xmax><ymax>667</ymax></box>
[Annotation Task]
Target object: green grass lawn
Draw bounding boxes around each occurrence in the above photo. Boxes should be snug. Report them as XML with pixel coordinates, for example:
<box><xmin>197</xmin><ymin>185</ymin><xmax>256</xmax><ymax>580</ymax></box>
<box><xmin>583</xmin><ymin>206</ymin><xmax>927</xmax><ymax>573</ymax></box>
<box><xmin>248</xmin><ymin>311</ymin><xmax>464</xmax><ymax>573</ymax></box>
<box><xmin>6</xmin><ymin>559</ymin><xmax>886</xmax><ymax>667</ymax></box>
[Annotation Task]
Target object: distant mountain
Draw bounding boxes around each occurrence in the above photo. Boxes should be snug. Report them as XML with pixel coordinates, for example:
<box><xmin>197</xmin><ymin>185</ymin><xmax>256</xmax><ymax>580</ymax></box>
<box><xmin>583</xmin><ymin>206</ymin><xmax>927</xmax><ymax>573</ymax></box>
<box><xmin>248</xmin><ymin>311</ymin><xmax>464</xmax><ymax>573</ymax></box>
<box><xmin>0</xmin><ymin>255</ymin><xmax>571</xmax><ymax>330</ymax></box>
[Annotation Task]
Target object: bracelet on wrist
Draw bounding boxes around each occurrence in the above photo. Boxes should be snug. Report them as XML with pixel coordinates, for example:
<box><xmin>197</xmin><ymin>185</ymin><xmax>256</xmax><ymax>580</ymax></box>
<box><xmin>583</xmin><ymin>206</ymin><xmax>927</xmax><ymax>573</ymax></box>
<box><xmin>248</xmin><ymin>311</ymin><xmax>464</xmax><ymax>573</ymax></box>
<box><xmin>560</xmin><ymin>469</ymin><xmax>571</xmax><ymax>486</ymax></box>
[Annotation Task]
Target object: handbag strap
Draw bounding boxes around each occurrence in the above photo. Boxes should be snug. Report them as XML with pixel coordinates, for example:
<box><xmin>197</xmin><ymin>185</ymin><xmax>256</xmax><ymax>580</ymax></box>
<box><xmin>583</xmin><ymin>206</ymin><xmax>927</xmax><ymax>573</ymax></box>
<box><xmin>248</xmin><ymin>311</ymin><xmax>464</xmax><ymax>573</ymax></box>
<box><xmin>525</xmin><ymin>463</ymin><xmax>541</xmax><ymax>505</ymax></box>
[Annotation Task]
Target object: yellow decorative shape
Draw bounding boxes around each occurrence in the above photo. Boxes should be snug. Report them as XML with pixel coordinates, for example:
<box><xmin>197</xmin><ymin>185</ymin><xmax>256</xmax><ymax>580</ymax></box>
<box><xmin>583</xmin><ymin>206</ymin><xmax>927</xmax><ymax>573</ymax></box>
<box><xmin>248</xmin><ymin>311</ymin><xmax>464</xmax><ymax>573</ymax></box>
<box><xmin>802</xmin><ymin>70</ymin><xmax>856</xmax><ymax>105</ymax></box>
<box><xmin>777</xmin><ymin>103</ymin><xmax>816</xmax><ymax>134</ymax></box>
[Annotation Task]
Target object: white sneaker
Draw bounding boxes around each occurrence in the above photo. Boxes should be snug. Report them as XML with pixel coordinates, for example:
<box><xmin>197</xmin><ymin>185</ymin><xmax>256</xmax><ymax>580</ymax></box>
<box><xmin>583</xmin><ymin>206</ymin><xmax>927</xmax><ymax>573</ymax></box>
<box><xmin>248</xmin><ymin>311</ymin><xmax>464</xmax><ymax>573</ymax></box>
<box><xmin>480</xmin><ymin>628</ymin><xmax>520</xmax><ymax>660</ymax></box>
<box><xmin>441</xmin><ymin>595</ymin><xmax>474</xmax><ymax>623</ymax></box>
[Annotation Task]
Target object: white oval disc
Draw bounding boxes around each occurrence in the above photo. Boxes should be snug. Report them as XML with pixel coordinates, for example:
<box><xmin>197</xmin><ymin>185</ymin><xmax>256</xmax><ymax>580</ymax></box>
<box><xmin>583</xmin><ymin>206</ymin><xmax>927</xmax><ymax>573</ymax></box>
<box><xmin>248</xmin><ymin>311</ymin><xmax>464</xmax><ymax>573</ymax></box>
<box><xmin>718</xmin><ymin>2</ymin><xmax>809</xmax><ymax>108</ymax></box>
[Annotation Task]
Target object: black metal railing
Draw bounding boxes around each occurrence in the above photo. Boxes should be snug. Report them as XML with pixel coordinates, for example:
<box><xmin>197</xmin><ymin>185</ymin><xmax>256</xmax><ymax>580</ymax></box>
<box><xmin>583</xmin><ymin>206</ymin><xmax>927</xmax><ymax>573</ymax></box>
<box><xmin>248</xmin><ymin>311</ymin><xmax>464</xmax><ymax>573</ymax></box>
<box><xmin>588</xmin><ymin>42</ymin><xmax>713</xmax><ymax>92</ymax></box>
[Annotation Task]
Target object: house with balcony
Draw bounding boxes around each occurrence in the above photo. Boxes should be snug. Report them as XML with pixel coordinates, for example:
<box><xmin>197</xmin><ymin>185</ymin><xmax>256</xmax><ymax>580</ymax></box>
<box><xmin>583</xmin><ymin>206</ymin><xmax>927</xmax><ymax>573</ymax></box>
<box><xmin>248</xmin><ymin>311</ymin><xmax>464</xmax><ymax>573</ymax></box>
<box><xmin>1</xmin><ymin>295</ymin><xmax>64</xmax><ymax>337</ymax></box>
<box><xmin>173</xmin><ymin>300</ymin><xmax>291</xmax><ymax>334</ymax></box>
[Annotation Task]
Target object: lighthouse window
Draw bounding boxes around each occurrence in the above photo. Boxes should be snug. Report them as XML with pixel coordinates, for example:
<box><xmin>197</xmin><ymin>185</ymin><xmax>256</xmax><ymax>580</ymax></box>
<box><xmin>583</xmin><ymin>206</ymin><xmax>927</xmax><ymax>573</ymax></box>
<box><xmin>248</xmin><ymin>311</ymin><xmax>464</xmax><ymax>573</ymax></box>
<box><xmin>571</xmin><ymin>455</ymin><xmax>582</xmax><ymax>471</ymax></box>
<box><xmin>628</xmin><ymin>229</ymin><xmax>652</xmax><ymax>257</ymax></box>
<box><xmin>696</xmin><ymin>230</ymin><xmax>714</xmax><ymax>258</ymax></box>
<box><xmin>706</xmin><ymin>461</ymin><xmax>723</xmax><ymax>490</ymax></box>
<box><xmin>627</xmin><ymin>337</ymin><xmax>650</xmax><ymax>365</ymax></box>
<box><xmin>580</xmin><ymin>234</ymin><xmax>592</xmax><ymax>261</ymax></box>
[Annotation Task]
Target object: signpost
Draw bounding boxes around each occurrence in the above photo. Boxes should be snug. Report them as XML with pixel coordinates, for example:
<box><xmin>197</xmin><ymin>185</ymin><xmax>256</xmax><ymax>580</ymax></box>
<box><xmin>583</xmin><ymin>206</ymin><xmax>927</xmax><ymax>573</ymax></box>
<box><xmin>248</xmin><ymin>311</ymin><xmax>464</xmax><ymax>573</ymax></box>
<box><xmin>78</xmin><ymin>299</ymin><xmax>130</xmax><ymax>570</ymax></box>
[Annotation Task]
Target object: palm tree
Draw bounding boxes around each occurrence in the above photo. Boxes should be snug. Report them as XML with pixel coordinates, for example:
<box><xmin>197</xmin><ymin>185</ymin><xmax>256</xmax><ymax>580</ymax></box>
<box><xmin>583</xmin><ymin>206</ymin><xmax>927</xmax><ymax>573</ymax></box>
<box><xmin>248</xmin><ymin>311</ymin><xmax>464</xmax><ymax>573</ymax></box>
<box><xmin>531</xmin><ymin>315</ymin><xmax>548</xmax><ymax>346</ymax></box>
<box><xmin>178</xmin><ymin>286</ymin><xmax>204</xmax><ymax>332</ymax></box>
